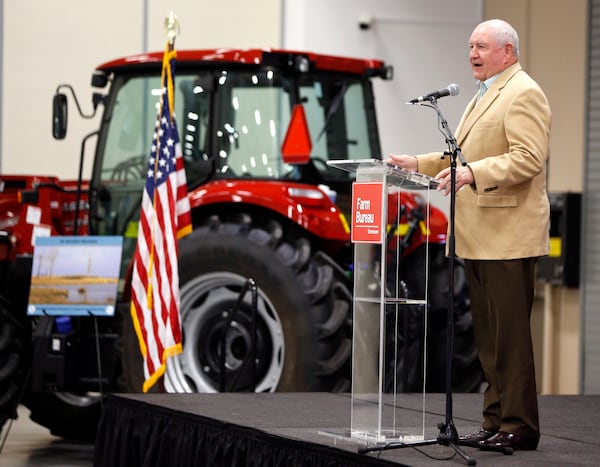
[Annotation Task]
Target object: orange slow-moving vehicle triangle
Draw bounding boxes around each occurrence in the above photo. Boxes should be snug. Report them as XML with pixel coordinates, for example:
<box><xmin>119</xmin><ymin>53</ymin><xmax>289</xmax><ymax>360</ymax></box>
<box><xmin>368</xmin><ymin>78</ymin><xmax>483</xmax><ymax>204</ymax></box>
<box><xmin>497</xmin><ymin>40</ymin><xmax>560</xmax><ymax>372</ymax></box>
<box><xmin>281</xmin><ymin>104</ymin><xmax>312</xmax><ymax>164</ymax></box>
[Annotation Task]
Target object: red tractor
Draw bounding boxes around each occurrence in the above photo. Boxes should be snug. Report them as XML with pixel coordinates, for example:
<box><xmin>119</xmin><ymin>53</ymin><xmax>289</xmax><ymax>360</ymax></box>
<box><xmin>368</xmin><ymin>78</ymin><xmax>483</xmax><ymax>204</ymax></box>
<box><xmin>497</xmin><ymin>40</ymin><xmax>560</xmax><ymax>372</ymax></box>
<box><xmin>0</xmin><ymin>49</ymin><xmax>481</xmax><ymax>440</ymax></box>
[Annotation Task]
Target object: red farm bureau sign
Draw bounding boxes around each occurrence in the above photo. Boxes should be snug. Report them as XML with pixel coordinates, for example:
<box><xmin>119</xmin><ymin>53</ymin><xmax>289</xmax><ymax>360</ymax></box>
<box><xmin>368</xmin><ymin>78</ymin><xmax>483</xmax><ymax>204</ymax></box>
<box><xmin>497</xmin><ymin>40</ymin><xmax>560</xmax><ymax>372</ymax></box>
<box><xmin>351</xmin><ymin>182</ymin><xmax>383</xmax><ymax>244</ymax></box>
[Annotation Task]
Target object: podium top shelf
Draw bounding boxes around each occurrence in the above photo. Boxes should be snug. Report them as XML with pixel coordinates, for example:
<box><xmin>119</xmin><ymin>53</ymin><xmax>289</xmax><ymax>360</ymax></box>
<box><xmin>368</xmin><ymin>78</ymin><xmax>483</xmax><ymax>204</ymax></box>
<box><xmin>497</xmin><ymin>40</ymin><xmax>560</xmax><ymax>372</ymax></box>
<box><xmin>327</xmin><ymin>158</ymin><xmax>440</xmax><ymax>190</ymax></box>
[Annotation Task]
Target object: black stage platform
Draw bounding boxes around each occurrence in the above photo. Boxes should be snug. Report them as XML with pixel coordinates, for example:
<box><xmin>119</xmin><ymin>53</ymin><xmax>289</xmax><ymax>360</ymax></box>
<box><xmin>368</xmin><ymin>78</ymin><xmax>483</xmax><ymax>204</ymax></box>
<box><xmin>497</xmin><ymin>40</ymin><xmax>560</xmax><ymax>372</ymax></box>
<box><xmin>94</xmin><ymin>392</ymin><xmax>600</xmax><ymax>467</ymax></box>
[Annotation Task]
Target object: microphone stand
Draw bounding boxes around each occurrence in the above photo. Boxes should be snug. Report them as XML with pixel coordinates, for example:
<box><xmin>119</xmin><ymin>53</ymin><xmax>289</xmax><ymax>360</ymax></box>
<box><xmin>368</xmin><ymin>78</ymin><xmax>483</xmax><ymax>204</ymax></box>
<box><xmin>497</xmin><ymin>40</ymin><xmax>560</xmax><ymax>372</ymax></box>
<box><xmin>433</xmin><ymin>102</ymin><xmax>511</xmax><ymax>459</ymax></box>
<box><xmin>430</xmin><ymin>100</ymin><xmax>476</xmax><ymax>463</ymax></box>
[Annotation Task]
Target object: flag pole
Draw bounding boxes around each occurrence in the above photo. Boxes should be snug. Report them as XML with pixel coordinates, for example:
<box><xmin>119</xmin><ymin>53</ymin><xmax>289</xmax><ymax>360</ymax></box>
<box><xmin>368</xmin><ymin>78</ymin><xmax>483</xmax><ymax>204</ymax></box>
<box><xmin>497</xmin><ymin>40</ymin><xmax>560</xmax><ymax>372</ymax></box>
<box><xmin>155</xmin><ymin>11</ymin><xmax>179</xmax><ymax>394</ymax></box>
<box><xmin>145</xmin><ymin>13</ymin><xmax>180</xmax><ymax>319</ymax></box>
<box><xmin>130</xmin><ymin>11</ymin><xmax>192</xmax><ymax>393</ymax></box>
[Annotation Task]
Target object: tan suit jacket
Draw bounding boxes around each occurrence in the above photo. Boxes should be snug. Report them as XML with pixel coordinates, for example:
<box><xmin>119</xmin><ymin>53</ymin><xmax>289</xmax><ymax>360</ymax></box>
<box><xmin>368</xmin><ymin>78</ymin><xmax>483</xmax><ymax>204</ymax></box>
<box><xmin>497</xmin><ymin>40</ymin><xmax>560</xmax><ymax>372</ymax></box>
<box><xmin>417</xmin><ymin>62</ymin><xmax>552</xmax><ymax>260</ymax></box>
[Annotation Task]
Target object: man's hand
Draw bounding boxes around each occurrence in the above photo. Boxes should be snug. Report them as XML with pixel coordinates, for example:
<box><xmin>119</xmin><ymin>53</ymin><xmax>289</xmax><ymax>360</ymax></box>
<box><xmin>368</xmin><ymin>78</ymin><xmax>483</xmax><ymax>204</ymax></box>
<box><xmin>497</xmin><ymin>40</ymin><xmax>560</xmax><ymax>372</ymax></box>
<box><xmin>435</xmin><ymin>165</ymin><xmax>475</xmax><ymax>196</ymax></box>
<box><xmin>386</xmin><ymin>154</ymin><xmax>418</xmax><ymax>171</ymax></box>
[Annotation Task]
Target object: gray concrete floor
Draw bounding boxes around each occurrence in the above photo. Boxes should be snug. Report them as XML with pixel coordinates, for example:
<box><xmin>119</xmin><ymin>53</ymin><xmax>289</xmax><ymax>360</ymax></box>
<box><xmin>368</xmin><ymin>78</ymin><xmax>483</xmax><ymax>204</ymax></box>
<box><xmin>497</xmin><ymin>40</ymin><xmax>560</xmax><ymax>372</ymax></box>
<box><xmin>0</xmin><ymin>406</ymin><xmax>94</xmax><ymax>467</ymax></box>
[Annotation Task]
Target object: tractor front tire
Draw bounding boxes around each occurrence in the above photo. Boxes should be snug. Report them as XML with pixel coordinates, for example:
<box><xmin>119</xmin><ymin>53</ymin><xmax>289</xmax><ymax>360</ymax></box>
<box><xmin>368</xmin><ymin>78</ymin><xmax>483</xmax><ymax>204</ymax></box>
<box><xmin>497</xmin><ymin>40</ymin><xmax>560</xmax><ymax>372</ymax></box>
<box><xmin>122</xmin><ymin>215</ymin><xmax>353</xmax><ymax>394</ymax></box>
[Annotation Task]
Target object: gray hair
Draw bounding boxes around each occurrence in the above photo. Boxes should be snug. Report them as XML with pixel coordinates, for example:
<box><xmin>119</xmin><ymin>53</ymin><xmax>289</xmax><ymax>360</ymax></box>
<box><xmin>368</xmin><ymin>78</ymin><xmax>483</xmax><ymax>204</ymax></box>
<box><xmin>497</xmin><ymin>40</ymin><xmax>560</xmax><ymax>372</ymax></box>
<box><xmin>481</xmin><ymin>19</ymin><xmax>520</xmax><ymax>57</ymax></box>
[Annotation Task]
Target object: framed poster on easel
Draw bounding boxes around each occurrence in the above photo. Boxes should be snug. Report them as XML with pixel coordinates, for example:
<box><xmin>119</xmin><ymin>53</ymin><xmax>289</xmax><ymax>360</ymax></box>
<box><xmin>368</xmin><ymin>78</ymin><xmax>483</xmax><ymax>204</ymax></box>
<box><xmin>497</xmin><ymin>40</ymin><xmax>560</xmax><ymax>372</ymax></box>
<box><xmin>27</xmin><ymin>235</ymin><xmax>123</xmax><ymax>317</ymax></box>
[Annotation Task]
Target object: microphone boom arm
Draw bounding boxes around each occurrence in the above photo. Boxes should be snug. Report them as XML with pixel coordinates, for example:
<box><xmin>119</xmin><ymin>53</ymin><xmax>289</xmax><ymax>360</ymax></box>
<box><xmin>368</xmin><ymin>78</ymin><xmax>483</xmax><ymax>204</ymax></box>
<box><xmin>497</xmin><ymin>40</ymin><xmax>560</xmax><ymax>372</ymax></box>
<box><xmin>426</xmin><ymin>100</ymin><xmax>467</xmax><ymax>166</ymax></box>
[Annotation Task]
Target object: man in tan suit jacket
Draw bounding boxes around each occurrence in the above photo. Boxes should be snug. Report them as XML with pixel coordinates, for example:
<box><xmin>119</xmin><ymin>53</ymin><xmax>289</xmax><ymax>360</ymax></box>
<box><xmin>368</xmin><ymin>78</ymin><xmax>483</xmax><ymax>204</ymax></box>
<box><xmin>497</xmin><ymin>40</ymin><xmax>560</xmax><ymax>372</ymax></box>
<box><xmin>390</xmin><ymin>19</ymin><xmax>551</xmax><ymax>452</ymax></box>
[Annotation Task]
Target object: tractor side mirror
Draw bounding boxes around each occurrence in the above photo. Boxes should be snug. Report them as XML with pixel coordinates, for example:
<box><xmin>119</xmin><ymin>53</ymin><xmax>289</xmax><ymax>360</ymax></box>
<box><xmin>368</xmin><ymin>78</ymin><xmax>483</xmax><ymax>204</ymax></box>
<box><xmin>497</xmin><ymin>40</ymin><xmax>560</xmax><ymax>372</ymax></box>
<box><xmin>52</xmin><ymin>93</ymin><xmax>68</xmax><ymax>140</ymax></box>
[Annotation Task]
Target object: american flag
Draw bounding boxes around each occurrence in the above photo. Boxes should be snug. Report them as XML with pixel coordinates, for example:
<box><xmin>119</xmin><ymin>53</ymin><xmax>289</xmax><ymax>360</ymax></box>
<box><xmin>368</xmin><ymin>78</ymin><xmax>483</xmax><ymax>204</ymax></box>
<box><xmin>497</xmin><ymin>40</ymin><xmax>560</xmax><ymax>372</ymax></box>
<box><xmin>130</xmin><ymin>43</ymin><xmax>192</xmax><ymax>392</ymax></box>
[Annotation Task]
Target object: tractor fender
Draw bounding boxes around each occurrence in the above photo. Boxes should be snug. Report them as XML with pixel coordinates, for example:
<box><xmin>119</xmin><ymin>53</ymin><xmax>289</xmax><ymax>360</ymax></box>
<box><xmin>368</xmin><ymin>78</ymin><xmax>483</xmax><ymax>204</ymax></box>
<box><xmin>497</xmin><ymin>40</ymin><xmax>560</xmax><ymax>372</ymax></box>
<box><xmin>188</xmin><ymin>179</ymin><xmax>350</xmax><ymax>242</ymax></box>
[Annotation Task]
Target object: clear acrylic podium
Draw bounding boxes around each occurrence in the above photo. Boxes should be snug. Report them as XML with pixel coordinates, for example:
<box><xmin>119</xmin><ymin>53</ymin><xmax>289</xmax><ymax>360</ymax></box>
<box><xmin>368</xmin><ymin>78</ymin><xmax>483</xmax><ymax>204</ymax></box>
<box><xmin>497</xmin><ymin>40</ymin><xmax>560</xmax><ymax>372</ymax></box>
<box><xmin>325</xmin><ymin>159</ymin><xmax>441</xmax><ymax>445</ymax></box>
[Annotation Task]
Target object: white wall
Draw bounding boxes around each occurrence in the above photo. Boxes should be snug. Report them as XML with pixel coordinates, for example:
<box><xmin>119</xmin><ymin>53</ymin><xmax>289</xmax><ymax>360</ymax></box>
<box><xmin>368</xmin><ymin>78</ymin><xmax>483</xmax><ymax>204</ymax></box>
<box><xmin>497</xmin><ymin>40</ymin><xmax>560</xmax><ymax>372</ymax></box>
<box><xmin>0</xmin><ymin>0</ymin><xmax>281</xmax><ymax>179</ymax></box>
<box><xmin>283</xmin><ymin>0</ymin><xmax>483</xmax><ymax>156</ymax></box>
<box><xmin>1</xmin><ymin>0</ymin><xmax>481</xmax><ymax>181</ymax></box>
<box><xmin>2</xmin><ymin>0</ymin><xmax>142</xmax><ymax>179</ymax></box>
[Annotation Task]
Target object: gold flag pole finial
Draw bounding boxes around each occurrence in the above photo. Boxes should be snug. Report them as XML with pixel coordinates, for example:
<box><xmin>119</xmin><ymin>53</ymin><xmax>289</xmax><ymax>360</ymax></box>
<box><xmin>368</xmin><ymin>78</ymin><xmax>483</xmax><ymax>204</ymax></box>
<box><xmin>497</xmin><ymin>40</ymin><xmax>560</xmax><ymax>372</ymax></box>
<box><xmin>164</xmin><ymin>12</ymin><xmax>180</xmax><ymax>46</ymax></box>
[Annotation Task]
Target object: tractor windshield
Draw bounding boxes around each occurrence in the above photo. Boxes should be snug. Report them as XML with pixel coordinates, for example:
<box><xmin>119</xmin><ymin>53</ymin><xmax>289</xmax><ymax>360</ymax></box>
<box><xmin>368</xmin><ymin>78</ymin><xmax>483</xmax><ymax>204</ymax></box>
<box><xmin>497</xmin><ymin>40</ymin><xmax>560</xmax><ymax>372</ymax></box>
<box><xmin>213</xmin><ymin>69</ymin><xmax>380</xmax><ymax>183</ymax></box>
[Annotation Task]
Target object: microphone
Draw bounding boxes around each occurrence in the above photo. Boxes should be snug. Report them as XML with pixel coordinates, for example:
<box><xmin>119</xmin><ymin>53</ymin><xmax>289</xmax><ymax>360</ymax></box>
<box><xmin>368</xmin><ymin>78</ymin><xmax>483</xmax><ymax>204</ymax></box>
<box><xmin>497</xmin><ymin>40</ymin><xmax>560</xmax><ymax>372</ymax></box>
<box><xmin>408</xmin><ymin>84</ymin><xmax>459</xmax><ymax>104</ymax></box>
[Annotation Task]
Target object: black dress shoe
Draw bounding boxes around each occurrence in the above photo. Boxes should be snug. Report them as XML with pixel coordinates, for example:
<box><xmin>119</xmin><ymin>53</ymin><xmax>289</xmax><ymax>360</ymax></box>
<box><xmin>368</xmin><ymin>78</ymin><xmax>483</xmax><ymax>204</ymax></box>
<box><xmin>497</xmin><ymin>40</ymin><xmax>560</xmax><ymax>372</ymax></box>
<box><xmin>478</xmin><ymin>431</ymin><xmax>539</xmax><ymax>451</ymax></box>
<box><xmin>459</xmin><ymin>428</ymin><xmax>497</xmax><ymax>447</ymax></box>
